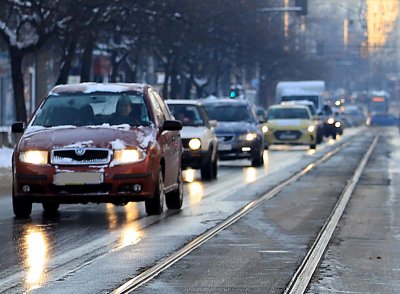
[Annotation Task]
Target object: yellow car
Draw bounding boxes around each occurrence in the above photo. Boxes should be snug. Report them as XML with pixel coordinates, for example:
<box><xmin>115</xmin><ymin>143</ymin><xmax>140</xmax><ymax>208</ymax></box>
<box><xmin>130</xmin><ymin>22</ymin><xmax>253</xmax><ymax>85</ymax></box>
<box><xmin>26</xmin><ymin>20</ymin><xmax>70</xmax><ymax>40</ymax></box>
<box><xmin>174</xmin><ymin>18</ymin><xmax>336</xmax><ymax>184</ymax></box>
<box><xmin>264</xmin><ymin>104</ymin><xmax>317</xmax><ymax>149</ymax></box>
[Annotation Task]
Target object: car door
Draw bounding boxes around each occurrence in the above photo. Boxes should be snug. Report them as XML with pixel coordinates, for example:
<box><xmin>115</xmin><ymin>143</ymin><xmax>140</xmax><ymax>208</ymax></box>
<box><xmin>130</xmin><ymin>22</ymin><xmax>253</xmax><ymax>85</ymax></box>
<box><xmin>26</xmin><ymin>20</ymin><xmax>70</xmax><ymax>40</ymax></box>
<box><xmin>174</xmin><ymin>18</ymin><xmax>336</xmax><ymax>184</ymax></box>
<box><xmin>148</xmin><ymin>89</ymin><xmax>181</xmax><ymax>188</ymax></box>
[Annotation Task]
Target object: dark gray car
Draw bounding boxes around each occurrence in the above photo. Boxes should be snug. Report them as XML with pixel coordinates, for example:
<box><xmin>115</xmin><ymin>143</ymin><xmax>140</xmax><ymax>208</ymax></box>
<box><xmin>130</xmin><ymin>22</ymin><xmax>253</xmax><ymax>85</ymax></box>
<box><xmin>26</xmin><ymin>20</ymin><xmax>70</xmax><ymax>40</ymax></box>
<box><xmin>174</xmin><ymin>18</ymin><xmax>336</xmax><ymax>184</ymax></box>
<box><xmin>201</xmin><ymin>98</ymin><xmax>264</xmax><ymax>167</ymax></box>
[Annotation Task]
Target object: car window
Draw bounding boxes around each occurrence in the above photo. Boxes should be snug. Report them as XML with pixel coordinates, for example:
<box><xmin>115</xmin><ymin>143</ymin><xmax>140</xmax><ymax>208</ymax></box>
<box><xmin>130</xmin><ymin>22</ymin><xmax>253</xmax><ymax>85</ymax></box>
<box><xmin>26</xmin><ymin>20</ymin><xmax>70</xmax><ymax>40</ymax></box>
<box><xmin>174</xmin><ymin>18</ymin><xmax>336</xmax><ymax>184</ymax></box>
<box><xmin>203</xmin><ymin>104</ymin><xmax>254</xmax><ymax>122</ymax></box>
<box><xmin>151</xmin><ymin>90</ymin><xmax>173</xmax><ymax>120</ymax></box>
<box><xmin>168</xmin><ymin>104</ymin><xmax>205</xmax><ymax>127</ymax></box>
<box><xmin>267</xmin><ymin>108</ymin><xmax>310</xmax><ymax>119</ymax></box>
<box><xmin>31</xmin><ymin>93</ymin><xmax>151</xmax><ymax>127</ymax></box>
<box><xmin>148</xmin><ymin>90</ymin><xmax>166</xmax><ymax>125</ymax></box>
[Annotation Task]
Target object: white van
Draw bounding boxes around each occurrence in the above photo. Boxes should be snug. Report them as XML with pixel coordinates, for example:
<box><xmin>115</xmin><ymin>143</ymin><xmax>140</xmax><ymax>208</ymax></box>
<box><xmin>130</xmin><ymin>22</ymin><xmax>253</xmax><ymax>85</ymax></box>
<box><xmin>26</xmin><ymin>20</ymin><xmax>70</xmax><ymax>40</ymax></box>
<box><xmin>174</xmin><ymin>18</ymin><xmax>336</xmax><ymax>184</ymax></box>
<box><xmin>276</xmin><ymin>81</ymin><xmax>326</xmax><ymax>114</ymax></box>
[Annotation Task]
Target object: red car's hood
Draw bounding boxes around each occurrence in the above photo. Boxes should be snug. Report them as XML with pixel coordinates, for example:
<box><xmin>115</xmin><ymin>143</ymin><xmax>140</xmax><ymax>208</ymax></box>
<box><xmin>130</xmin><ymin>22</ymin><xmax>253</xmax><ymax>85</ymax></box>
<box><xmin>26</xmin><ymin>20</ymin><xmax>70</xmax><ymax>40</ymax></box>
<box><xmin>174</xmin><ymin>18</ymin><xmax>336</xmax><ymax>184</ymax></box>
<box><xmin>19</xmin><ymin>125</ymin><xmax>156</xmax><ymax>151</ymax></box>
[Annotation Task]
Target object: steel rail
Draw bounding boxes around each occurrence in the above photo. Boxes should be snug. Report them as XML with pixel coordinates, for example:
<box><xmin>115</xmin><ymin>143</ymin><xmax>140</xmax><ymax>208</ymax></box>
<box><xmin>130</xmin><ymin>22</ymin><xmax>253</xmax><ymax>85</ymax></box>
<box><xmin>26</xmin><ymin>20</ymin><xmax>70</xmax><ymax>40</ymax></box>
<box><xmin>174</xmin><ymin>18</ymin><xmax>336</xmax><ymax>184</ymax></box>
<box><xmin>112</xmin><ymin>138</ymin><xmax>356</xmax><ymax>294</ymax></box>
<box><xmin>284</xmin><ymin>134</ymin><xmax>379</xmax><ymax>294</ymax></box>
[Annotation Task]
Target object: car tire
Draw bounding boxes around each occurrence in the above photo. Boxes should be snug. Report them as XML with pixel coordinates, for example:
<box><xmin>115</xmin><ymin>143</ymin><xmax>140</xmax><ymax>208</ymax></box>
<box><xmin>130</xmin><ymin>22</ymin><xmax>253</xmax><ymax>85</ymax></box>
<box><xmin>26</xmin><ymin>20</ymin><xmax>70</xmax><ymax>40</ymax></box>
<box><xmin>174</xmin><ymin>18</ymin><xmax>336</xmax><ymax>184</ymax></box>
<box><xmin>12</xmin><ymin>188</ymin><xmax>32</xmax><ymax>218</ymax></box>
<box><xmin>166</xmin><ymin>168</ymin><xmax>183</xmax><ymax>209</ymax></box>
<box><xmin>42</xmin><ymin>202</ymin><xmax>60</xmax><ymax>215</ymax></box>
<box><xmin>251</xmin><ymin>149</ymin><xmax>264</xmax><ymax>167</ymax></box>
<box><xmin>201</xmin><ymin>154</ymin><xmax>214</xmax><ymax>180</ymax></box>
<box><xmin>145</xmin><ymin>169</ymin><xmax>164</xmax><ymax>215</ymax></box>
<box><xmin>317</xmin><ymin>132</ymin><xmax>323</xmax><ymax>144</ymax></box>
<box><xmin>212</xmin><ymin>155</ymin><xmax>218</xmax><ymax>179</ymax></box>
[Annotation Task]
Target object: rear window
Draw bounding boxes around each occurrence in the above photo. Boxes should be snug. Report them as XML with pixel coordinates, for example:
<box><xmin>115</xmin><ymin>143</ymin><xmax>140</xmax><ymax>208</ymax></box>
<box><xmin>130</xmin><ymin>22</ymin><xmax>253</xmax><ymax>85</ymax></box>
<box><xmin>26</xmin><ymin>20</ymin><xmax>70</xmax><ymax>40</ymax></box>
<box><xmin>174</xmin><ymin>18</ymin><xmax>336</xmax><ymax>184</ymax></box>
<box><xmin>267</xmin><ymin>108</ymin><xmax>310</xmax><ymax>119</ymax></box>
<box><xmin>281</xmin><ymin>95</ymin><xmax>319</xmax><ymax>109</ymax></box>
<box><xmin>168</xmin><ymin>104</ymin><xmax>205</xmax><ymax>126</ymax></box>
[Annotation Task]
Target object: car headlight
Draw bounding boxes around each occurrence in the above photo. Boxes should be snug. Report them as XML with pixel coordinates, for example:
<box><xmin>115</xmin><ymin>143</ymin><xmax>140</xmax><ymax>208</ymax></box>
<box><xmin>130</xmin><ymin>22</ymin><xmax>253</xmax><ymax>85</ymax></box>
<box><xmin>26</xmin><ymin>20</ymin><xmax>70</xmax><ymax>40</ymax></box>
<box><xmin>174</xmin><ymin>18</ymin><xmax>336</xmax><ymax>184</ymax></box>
<box><xmin>335</xmin><ymin>121</ymin><xmax>341</xmax><ymax>128</ymax></box>
<box><xmin>19</xmin><ymin>150</ymin><xmax>48</xmax><ymax>165</ymax></box>
<box><xmin>262</xmin><ymin>125</ymin><xmax>269</xmax><ymax>133</ymax></box>
<box><xmin>327</xmin><ymin>118</ymin><xmax>335</xmax><ymax>124</ymax></box>
<box><xmin>240</xmin><ymin>132</ymin><xmax>257</xmax><ymax>141</ymax></box>
<box><xmin>307</xmin><ymin>125</ymin><xmax>315</xmax><ymax>133</ymax></box>
<box><xmin>113</xmin><ymin>149</ymin><xmax>144</xmax><ymax>165</ymax></box>
<box><xmin>188</xmin><ymin>138</ymin><xmax>201</xmax><ymax>150</ymax></box>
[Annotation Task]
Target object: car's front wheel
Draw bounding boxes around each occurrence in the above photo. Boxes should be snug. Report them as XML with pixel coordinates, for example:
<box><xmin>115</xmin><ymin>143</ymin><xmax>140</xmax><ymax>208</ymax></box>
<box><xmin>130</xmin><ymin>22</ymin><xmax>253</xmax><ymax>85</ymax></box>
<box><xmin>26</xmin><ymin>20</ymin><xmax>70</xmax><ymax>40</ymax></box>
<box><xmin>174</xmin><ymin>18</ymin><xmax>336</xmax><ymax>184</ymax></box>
<box><xmin>145</xmin><ymin>169</ymin><xmax>165</xmax><ymax>215</ymax></box>
<box><xmin>201</xmin><ymin>150</ymin><xmax>215</xmax><ymax>180</ymax></box>
<box><xmin>166</xmin><ymin>168</ymin><xmax>183</xmax><ymax>209</ymax></box>
<box><xmin>12</xmin><ymin>188</ymin><xmax>32</xmax><ymax>218</ymax></box>
<box><xmin>251</xmin><ymin>149</ymin><xmax>264</xmax><ymax>167</ymax></box>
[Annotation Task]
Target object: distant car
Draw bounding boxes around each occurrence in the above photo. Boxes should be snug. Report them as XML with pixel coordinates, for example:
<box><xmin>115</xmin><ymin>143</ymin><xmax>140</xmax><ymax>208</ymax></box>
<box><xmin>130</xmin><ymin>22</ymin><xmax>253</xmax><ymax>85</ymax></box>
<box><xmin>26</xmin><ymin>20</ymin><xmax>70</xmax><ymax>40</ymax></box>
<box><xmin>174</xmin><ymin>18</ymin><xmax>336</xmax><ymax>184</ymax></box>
<box><xmin>166</xmin><ymin>99</ymin><xmax>218</xmax><ymax>180</ymax></box>
<box><xmin>264</xmin><ymin>104</ymin><xmax>318</xmax><ymax>149</ymax></box>
<box><xmin>281</xmin><ymin>100</ymin><xmax>324</xmax><ymax>144</ymax></box>
<box><xmin>11</xmin><ymin>83</ymin><xmax>183</xmax><ymax>218</ymax></box>
<box><xmin>202</xmin><ymin>99</ymin><xmax>264</xmax><ymax>167</ymax></box>
<box><xmin>322</xmin><ymin>104</ymin><xmax>343</xmax><ymax>139</ymax></box>
<box><xmin>341</xmin><ymin>105</ymin><xmax>366</xmax><ymax>127</ymax></box>
<box><xmin>368</xmin><ymin>113</ymin><xmax>400</xmax><ymax>126</ymax></box>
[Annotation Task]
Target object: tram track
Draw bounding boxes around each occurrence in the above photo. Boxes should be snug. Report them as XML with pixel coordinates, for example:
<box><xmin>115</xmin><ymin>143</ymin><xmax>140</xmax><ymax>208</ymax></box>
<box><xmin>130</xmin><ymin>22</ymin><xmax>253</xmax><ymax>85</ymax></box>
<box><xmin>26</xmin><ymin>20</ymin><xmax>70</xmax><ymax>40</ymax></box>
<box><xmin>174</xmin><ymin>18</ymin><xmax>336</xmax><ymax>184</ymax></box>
<box><xmin>112</xmin><ymin>133</ymin><xmax>378</xmax><ymax>294</ymax></box>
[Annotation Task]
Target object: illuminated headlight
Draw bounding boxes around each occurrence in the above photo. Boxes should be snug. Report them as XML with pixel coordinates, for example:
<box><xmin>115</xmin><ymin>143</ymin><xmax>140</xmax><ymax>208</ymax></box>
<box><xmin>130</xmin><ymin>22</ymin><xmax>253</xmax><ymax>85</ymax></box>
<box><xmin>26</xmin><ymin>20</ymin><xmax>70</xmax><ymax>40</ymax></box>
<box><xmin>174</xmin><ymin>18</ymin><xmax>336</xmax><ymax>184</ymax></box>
<box><xmin>113</xmin><ymin>149</ymin><xmax>144</xmax><ymax>164</ymax></box>
<box><xmin>188</xmin><ymin>138</ymin><xmax>201</xmax><ymax>150</ymax></box>
<box><xmin>262</xmin><ymin>125</ymin><xmax>269</xmax><ymax>133</ymax></box>
<box><xmin>240</xmin><ymin>133</ymin><xmax>257</xmax><ymax>141</ymax></box>
<box><xmin>307</xmin><ymin>125</ymin><xmax>315</xmax><ymax>133</ymax></box>
<box><xmin>335</xmin><ymin>121</ymin><xmax>341</xmax><ymax>128</ymax></box>
<box><xmin>19</xmin><ymin>150</ymin><xmax>48</xmax><ymax>165</ymax></box>
<box><xmin>327</xmin><ymin>118</ymin><xmax>335</xmax><ymax>124</ymax></box>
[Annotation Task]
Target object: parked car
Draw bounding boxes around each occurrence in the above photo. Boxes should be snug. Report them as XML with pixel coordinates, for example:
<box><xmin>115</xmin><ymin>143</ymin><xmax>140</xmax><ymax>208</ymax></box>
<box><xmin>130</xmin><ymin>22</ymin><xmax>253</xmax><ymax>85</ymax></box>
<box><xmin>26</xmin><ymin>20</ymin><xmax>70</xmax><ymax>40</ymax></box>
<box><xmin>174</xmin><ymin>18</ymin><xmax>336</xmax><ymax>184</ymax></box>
<box><xmin>201</xmin><ymin>99</ymin><xmax>264</xmax><ymax>167</ymax></box>
<box><xmin>368</xmin><ymin>112</ymin><xmax>400</xmax><ymax>126</ymax></box>
<box><xmin>166</xmin><ymin>99</ymin><xmax>218</xmax><ymax>180</ymax></box>
<box><xmin>11</xmin><ymin>83</ymin><xmax>183</xmax><ymax>218</ymax></box>
<box><xmin>264</xmin><ymin>104</ymin><xmax>318</xmax><ymax>149</ymax></box>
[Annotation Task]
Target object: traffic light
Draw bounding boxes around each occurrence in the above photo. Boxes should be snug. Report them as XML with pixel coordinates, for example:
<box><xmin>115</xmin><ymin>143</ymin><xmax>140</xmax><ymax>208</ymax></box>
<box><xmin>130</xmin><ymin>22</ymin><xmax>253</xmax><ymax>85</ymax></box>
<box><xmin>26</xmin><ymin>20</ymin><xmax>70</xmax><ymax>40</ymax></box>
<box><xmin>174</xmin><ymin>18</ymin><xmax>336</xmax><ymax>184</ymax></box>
<box><xmin>295</xmin><ymin>0</ymin><xmax>307</xmax><ymax>15</ymax></box>
<box><xmin>229</xmin><ymin>89</ymin><xmax>239</xmax><ymax>98</ymax></box>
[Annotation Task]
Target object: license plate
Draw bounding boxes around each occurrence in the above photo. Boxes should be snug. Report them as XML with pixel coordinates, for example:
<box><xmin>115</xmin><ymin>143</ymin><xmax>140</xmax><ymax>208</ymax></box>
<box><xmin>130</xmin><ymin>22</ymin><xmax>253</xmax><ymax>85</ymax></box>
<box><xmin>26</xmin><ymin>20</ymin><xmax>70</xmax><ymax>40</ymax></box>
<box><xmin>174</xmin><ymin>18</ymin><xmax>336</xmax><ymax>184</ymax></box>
<box><xmin>280</xmin><ymin>134</ymin><xmax>297</xmax><ymax>139</ymax></box>
<box><xmin>53</xmin><ymin>172</ymin><xmax>104</xmax><ymax>185</ymax></box>
<box><xmin>218</xmin><ymin>144</ymin><xmax>232</xmax><ymax>151</ymax></box>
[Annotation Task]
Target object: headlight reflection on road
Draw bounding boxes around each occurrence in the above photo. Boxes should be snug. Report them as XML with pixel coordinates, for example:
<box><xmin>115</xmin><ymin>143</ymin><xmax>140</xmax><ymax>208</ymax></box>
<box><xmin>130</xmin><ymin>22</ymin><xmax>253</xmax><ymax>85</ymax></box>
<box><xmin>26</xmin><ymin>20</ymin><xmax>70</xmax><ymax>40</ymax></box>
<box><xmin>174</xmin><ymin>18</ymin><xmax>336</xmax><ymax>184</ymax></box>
<box><xmin>106</xmin><ymin>203</ymin><xmax>143</xmax><ymax>249</ymax></box>
<box><xmin>307</xmin><ymin>149</ymin><xmax>316</xmax><ymax>155</ymax></box>
<box><xmin>183</xmin><ymin>168</ymin><xmax>196</xmax><ymax>183</ymax></box>
<box><xmin>25</xmin><ymin>229</ymin><xmax>48</xmax><ymax>289</ymax></box>
<box><xmin>119</xmin><ymin>223</ymin><xmax>142</xmax><ymax>249</ymax></box>
<box><xmin>119</xmin><ymin>204</ymin><xmax>142</xmax><ymax>248</ymax></box>
<box><xmin>187</xmin><ymin>182</ymin><xmax>204</xmax><ymax>204</ymax></box>
<box><xmin>245</xmin><ymin>167</ymin><xmax>257</xmax><ymax>183</ymax></box>
<box><xmin>106</xmin><ymin>203</ymin><xmax>118</xmax><ymax>231</ymax></box>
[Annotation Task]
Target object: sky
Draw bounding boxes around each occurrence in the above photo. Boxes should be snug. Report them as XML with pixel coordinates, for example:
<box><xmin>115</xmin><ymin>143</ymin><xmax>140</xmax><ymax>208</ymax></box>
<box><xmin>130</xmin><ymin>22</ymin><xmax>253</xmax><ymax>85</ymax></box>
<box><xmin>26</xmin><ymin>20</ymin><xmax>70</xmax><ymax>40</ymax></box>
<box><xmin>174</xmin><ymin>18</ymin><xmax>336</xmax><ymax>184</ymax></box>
<box><xmin>0</xmin><ymin>147</ymin><xmax>12</xmax><ymax>168</ymax></box>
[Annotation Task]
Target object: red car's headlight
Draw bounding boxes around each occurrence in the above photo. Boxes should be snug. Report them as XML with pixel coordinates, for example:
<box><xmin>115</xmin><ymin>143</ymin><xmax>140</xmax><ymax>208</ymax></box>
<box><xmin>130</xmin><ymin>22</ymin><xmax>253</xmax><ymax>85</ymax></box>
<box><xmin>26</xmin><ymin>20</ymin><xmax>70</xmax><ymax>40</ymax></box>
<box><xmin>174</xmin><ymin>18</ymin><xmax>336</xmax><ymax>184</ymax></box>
<box><xmin>19</xmin><ymin>150</ymin><xmax>48</xmax><ymax>165</ymax></box>
<box><xmin>112</xmin><ymin>149</ymin><xmax>145</xmax><ymax>165</ymax></box>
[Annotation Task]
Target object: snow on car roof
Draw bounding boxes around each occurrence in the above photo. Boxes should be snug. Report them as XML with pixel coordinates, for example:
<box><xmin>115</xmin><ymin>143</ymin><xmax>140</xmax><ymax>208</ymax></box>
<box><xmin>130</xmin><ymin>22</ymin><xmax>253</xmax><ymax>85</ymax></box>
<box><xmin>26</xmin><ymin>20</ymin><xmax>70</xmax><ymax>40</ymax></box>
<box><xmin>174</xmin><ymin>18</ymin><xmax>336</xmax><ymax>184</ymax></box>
<box><xmin>49</xmin><ymin>83</ymin><xmax>147</xmax><ymax>95</ymax></box>
<box><xmin>165</xmin><ymin>99</ymin><xmax>202</xmax><ymax>105</ymax></box>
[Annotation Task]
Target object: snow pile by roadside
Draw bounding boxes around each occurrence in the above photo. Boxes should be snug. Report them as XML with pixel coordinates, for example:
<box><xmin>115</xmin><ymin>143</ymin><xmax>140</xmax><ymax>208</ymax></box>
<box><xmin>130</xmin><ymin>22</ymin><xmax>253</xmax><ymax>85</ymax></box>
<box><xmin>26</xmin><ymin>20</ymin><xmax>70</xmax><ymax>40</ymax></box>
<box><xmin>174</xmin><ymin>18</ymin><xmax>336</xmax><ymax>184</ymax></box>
<box><xmin>0</xmin><ymin>147</ymin><xmax>13</xmax><ymax>168</ymax></box>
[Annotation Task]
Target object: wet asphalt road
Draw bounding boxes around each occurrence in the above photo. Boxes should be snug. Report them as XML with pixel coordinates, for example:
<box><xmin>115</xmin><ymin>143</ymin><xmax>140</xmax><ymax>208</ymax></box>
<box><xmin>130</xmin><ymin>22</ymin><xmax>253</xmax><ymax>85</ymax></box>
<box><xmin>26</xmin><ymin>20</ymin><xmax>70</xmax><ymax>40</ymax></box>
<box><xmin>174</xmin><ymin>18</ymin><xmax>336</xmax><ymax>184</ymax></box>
<box><xmin>1</xmin><ymin>127</ymin><xmax>398</xmax><ymax>293</ymax></box>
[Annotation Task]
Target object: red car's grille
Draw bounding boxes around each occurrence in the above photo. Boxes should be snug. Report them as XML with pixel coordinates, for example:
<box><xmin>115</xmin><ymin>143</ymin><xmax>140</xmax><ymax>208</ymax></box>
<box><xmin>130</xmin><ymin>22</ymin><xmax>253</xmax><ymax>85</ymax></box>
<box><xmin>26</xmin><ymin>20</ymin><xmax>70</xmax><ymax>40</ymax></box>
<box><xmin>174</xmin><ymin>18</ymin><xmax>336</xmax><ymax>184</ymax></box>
<box><xmin>51</xmin><ymin>148</ymin><xmax>111</xmax><ymax>165</ymax></box>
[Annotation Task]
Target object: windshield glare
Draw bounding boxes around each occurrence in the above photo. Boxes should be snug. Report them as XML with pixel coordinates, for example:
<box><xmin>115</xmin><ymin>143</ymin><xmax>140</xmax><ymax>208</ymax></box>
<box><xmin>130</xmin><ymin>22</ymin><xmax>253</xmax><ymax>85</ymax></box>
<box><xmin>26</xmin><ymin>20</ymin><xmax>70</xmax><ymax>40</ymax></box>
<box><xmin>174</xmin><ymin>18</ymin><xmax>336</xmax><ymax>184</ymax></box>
<box><xmin>32</xmin><ymin>93</ymin><xmax>151</xmax><ymax>127</ymax></box>
<box><xmin>203</xmin><ymin>105</ymin><xmax>253</xmax><ymax>122</ymax></box>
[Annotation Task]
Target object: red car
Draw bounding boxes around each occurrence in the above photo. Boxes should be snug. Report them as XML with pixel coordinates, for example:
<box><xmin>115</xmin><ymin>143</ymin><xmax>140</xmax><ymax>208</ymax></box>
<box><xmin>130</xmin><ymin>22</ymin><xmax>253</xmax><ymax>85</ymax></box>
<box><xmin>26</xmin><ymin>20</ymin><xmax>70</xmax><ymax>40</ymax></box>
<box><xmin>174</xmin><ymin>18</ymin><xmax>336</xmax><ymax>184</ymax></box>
<box><xmin>11</xmin><ymin>83</ymin><xmax>183</xmax><ymax>218</ymax></box>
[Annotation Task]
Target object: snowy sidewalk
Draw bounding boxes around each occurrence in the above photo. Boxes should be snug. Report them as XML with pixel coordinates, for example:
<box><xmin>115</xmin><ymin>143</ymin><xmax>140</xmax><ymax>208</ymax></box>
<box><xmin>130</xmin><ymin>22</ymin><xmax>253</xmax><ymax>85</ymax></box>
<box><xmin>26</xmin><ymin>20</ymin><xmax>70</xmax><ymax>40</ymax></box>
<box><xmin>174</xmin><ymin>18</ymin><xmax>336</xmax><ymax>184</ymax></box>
<box><xmin>0</xmin><ymin>147</ymin><xmax>13</xmax><ymax>194</ymax></box>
